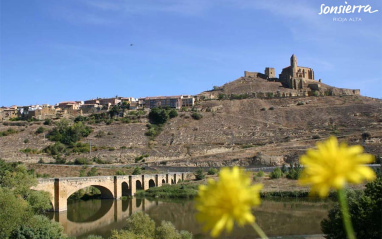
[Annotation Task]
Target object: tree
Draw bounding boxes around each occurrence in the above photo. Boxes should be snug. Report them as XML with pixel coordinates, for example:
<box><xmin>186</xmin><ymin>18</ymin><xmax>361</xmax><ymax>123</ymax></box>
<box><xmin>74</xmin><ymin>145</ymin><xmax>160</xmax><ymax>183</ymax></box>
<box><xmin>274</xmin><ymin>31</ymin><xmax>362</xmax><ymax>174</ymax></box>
<box><xmin>321</xmin><ymin>176</ymin><xmax>382</xmax><ymax>239</ymax></box>
<box><xmin>124</xmin><ymin>212</ymin><xmax>155</xmax><ymax>238</ymax></box>
<box><xmin>0</xmin><ymin>188</ymin><xmax>32</xmax><ymax>238</ymax></box>
<box><xmin>194</xmin><ymin>168</ymin><xmax>205</xmax><ymax>180</ymax></box>
<box><xmin>109</xmin><ymin>105</ymin><xmax>120</xmax><ymax>118</ymax></box>
<box><xmin>10</xmin><ymin>215</ymin><xmax>66</xmax><ymax>239</ymax></box>
<box><xmin>148</xmin><ymin>108</ymin><xmax>169</xmax><ymax>125</ymax></box>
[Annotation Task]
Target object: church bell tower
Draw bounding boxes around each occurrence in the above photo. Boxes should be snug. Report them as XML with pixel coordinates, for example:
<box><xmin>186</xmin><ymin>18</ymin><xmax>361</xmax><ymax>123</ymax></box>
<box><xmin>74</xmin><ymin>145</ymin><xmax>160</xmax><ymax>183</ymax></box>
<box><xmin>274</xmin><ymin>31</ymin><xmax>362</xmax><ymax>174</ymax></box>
<box><xmin>290</xmin><ymin>54</ymin><xmax>297</xmax><ymax>77</ymax></box>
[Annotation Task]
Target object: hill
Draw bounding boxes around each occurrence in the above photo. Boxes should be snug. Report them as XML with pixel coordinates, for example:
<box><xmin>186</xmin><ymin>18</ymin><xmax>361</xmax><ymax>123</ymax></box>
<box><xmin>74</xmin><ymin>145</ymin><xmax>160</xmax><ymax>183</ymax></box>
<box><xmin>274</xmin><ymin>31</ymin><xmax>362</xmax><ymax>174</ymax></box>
<box><xmin>0</xmin><ymin>77</ymin><xmax>381</xmax><ymax>172</ymax></box>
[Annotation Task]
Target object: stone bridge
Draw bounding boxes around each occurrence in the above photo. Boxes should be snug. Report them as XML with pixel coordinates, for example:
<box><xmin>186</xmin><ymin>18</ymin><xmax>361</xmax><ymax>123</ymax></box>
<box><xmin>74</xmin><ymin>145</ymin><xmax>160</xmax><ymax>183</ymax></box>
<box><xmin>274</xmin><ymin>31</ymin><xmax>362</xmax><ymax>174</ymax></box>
<box><xmin>32</xmin><ymin>173</ymin><xmax>189</xmax><ymax>211</ymax></box>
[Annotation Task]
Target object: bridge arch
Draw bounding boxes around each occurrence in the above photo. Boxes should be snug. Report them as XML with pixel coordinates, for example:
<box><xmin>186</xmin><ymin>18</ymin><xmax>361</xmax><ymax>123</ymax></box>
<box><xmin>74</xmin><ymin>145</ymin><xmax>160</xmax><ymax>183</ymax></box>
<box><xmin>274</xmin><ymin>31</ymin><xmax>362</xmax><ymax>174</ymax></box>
<box><xmin>162</xmin><ymin>179</ymin><xmax>166</xmax><ymax>184</ymax></box>
<box><xmin>136</xmin><ymin>180</ymin><xmax>143</xmax><ymax>191</ymax></box>
<box><xmin>67</xmin><ymin>185</ymin><xmax>114</xmax><ymax>201</ymax></box>
<box><xmin>149</xmin><ymin>179</ymin><xmax>155</xmax><ymax>188</ymax></box>
<box><xmin>121</xmin><ymin>182</ymin><xmax>131</xmax><ymax>196</ymax></box>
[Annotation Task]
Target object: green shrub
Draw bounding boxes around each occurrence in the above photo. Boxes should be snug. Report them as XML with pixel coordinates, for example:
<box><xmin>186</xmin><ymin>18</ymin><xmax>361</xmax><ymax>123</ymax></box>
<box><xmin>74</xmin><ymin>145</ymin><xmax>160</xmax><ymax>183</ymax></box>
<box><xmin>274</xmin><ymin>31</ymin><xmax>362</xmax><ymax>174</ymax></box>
<box><xmin>145</xmin><ymin>124</ymin><xmax>162</xmax><ymax>138</ymax></box>
<box><xmin>260</xmin><ymin>108</ymin><xmax>266</xmax><ymax>111</ymax></box>
<box><xmin>194</xmin><ymin>168</ymin><xmax>205</xmax><ymax>180</ymax></box>
<box><xmin>43</xmin><ymin>119</ymin><xmax>52</xmax><ymax>125</ymax></box>
<box><xmin>23</xmin><ymin>139</ymin><xmax>29</xmax><ymax>144</ymax></box>
<box><xmin>54</xmin><ymin>155</ymin><xmax>66</xmax><ymax>164</ymax></box>
<box><xmin>125</xmin><ymin>212</ymin><xmax>155</xmax><ymax>238</ymax></box>
<box><xmin>87</xmin><ymin>167</ymin><xmax>98</xmax><ymax>176</ymax></box>
<box><xmin>115</xmin><ymin>170</ymin><xmax>125</xmax><ymax>175</ymax></box>
<box><xmin>74</xmin><ymin>158</ymin><xmax>91</xmax><ymax>165</ymax></box>
<box><xmin>270</xmin><ymin>168</ymin><xmax>282</xmax><ymax>179</ymax></box>
<box><xmin>20</xmin><ymin>148</ymin><xmax>39</xmax><ymax>154</ymax></box>
<box><xmin>257</xmin><ymin>170</ymin><xmax>265</xmax><ymax>177</ymax></box>
<box><xmin>321</xmin><ymin>176</ymin><xmax>382</xmax><ymax>239</ymax></box>
<box><xmin>132</xmin><ymin>167</ymin><xmax>141</xmax><ymax>175</ymax></box>
<box><xmin>168</xmin><ymin>109</ymin><xmax>178</xmax><ymax>118</ymax></box>
<box><xmin>286</xmin><ymin>163</ymin><xmax>302</xmax><ymax>180</ymax></box>
<box><xmin>269</xmin><ymin>106</ymin><xmax>275</xmax><ymax>110</ymax></box>
<box><xmin>35</xmin><ymin>126</ymin><xmax>46</xmax><ymax>134</ymax></box>
<box><xmin>281</xmin><ymin>164</ymin><xmax>288</xmax><ymax>173</ymax></box>
<box><xmin>207</xmin><ymin>168</ymin><xmax>218</xmax><ymax>175</ymax></box>
<box><xmin>0</xmin><ymin>128</ymin><xmax>18</xmax><ymax>137</ymax></box>
<box><xmin>148</xmin><ymin>107</ymin><xmax>170</xmax><ymax>125</ymax></box>
<box><xmin>121</xmin><ymin>117</ymin><xmax>131</xmax><ymax>123</ymax></box>
<box><xmin>47</xmin><ymin>119</ymin><xmax>92</xmax><ymax>145</ymax></box>
<box><xmin>191</xmin><ymin>112</ymin><xmax>203</xmax><ymax>120</ymax></box>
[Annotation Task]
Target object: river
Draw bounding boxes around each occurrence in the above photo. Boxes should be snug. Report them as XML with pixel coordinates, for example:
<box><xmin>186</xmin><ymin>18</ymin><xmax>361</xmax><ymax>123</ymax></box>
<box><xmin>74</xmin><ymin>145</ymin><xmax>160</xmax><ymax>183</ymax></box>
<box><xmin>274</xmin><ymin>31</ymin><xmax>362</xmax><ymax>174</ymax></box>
<box><xmin>46</xmin><ymin>198</ymin><xmax>334</xmax><ymax>239</ymax></box>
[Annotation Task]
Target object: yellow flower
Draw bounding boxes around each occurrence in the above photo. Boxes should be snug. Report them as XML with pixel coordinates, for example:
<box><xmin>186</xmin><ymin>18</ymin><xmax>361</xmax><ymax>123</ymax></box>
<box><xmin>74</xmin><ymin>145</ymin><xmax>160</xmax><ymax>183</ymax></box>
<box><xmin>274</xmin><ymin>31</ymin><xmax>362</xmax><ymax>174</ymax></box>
<box><xmin>195</xmin><ymin>167</ymin><xmax>263</xmax><ymax>237</ymax></box>
<box><xmin>299</xmin><ymin>136</ymin><xmax>376</xmax><ymax>197</ymax></box>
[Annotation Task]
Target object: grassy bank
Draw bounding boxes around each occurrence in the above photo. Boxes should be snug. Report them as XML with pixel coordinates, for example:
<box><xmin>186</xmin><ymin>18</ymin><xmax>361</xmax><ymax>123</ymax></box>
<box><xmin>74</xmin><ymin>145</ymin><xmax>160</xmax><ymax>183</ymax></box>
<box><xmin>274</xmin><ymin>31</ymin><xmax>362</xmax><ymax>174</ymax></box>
<box><xmin>135</xmin><ymin>183</ymin><xmax>199</xmax><ymax>199</ymax></box>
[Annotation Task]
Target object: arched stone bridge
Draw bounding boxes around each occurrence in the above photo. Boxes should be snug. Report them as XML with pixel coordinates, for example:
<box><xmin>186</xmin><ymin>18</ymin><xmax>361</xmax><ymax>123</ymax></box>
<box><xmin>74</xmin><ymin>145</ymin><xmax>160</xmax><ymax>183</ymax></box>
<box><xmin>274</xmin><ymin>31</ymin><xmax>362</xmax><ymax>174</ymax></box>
<box><xmin>32</xmin><ymin>173</ymin><xmax>189</xmax><ymax>211</ymax></box>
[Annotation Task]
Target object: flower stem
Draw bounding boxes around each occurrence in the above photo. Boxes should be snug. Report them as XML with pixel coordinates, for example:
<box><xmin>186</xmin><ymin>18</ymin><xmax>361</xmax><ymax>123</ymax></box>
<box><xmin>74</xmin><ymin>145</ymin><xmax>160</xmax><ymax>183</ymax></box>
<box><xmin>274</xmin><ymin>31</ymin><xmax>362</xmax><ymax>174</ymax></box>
<box><xmin>338</xmin><ymin>188</ymin><xmax>356</xmax><ymax>239</ymax></box>
<box><xmin>251</xmin><ymin>222</ymin><xmax>268</xmax><ymax>239</ymax></box>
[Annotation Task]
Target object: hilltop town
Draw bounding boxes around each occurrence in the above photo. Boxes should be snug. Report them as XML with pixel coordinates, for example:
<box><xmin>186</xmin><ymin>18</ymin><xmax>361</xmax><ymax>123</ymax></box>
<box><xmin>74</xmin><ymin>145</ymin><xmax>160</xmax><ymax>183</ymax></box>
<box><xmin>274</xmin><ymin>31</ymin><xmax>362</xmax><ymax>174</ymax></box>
<box><xmin>1</xmin><ymin>55</ymin><xmax>381</xmax><ymax>174</ymax></box>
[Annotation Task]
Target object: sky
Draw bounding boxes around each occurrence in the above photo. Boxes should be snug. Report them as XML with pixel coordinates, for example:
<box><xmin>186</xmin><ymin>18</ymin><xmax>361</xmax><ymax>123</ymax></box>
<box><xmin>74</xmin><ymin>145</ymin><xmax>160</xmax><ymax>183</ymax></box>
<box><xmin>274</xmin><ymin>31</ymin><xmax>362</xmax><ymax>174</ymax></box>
<box><xmin>1</xmin><ymin>0</ymin><xmax>381</xmax><ymax>107</ymax></box>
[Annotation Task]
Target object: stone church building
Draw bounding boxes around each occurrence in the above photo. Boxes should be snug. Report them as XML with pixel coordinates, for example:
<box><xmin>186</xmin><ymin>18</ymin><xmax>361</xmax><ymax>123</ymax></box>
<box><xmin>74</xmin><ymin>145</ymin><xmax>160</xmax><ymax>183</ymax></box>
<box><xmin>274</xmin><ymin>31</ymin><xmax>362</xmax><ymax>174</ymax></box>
<box><xmin>279</xmin><ymin>54</ymin><xmax>315</xmax><ymax>90</ymax></box>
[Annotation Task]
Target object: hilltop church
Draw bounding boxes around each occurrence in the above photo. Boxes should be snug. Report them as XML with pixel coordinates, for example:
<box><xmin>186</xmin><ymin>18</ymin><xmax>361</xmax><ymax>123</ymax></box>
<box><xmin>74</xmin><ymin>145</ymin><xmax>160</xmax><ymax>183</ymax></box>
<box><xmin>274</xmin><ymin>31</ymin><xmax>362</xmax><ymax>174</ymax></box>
<box><xmin>278</xmin><ymin>54</ymin><xmax>315</xmax><ymax>90</ymax></box>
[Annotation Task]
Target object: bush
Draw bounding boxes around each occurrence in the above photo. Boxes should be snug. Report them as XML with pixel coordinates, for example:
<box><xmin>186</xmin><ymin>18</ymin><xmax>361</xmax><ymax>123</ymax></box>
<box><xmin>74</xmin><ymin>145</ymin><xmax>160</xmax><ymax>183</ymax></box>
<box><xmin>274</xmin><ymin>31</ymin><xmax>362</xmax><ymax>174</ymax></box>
<box><xmin>207</xmin><ymin>168</ymin><xmax>218</xmax><ymax>175</ymax></box>
<box><xmin>281</xmin><ymin>164</ymin><xmax>288</xmax><ymax>173</ymax></box>
<box><xmin>110</xmin><ymin>212</ymin><xmax>192</xmax><ymax>239</ymax></box>
<box><xmin>125</xmin><ymin>212</ymin><xmax>155</xmax><ymax>238</ymax></box>
<box><xmin>35</xmin><ymin>126</ymin><xmax>45</xmax><ymax>134</ymax></box>
<box><xmin>269</xmin><ymin>106</ymin><xmax>275</xmax><ymax>110</ymax></box>
<box><xmin>321</xmin><ymin>176</ymin><xmax>382</xmax><ymax>239</ymax></box>
<box><xmin>132</xmin><ymin>167</ymin><xmax>141</xmax><ymax>175</ymax></box>
<box><xmin>87</xmin><ymin>167</ymin><xmax>98</xmax><ymax>176</ymax></box>
<box><xmin>23</xmin><ymin>139</ymin><xmax>29</xmax><ymax>144</ymax></box>
<box><xmin>47</xmin><ymin>119</ymin><xmax>93</xmax><ymax>145</ymax></box>
<box><xmin>0</xmin><ymin>128</ymin><xmax>18</xmax><ymax>137</ymax></box>
<box><xmin>145</xmin><ymin>124</ymin><xmax>162</xmax><ymax>139</ymax></box>
<box><xmin>194</xmin><ymin>168</ymin><xmax>205</xmax><ymax>180</ymax></box>
<box><xmin>43</xmin><ymin>119</ymin><xmax>52</xmax><ymax>125</ymax></box>
<box><xmin>74</xmin><ymin>158</ymin><xmax>91</xmax><ymax>165</ymax></box>
<box><xmin>270</xmin><ymin>168</ymin><xmax>282</xmax><ymax>179</ymax></box>
<box><xmin>257</xmin><ymin>170</ymin><xmax>265</xmax><ymax>177</ymax></box>
<box><xmin>286</xmin><ymin>163</ymin><xmax>302</xmax><ymax>180</ymax></box>
<box><xmin>20</xmin><ymin>148</ymin><xmax>39</xmax><ymax>154</ymax></box>
<box><xmin>191</xmin><ymin>112</ymin><xmax>203</xmax><ymax>120</ymax></box>
<box><xmin>168</xmin><ymin>109</ymin><xmax>178</xmax><ymax>118</ymax></box>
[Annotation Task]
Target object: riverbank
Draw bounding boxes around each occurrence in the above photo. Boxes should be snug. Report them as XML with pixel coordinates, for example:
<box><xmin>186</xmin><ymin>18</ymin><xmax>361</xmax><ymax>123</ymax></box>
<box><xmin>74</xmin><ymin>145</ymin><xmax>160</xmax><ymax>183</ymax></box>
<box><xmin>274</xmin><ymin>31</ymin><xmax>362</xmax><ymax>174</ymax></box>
<box><xmin>135</xmin><ymin>174</ymin><xmax>367</xmax><ymax>199</ymax></box>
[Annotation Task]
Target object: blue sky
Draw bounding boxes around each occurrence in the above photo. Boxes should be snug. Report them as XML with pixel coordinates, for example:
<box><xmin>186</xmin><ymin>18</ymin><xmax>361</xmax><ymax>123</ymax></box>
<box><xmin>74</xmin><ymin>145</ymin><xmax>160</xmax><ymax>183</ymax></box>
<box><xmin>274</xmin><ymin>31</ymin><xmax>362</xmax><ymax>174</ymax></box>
<box><xmin>1</xmin><ymin>0</ymin><xmax>381</xmax><ymax>106</ymax></box>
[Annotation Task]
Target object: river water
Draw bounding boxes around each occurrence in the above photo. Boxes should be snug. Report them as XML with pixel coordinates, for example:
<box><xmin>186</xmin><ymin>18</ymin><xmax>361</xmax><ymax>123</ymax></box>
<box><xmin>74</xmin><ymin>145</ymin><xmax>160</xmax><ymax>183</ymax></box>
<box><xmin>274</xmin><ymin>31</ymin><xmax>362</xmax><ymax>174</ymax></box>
<box><xmin>47</xmin><ymin>198</ymin><xmax>334</xmax><ymax>239</ymax></box>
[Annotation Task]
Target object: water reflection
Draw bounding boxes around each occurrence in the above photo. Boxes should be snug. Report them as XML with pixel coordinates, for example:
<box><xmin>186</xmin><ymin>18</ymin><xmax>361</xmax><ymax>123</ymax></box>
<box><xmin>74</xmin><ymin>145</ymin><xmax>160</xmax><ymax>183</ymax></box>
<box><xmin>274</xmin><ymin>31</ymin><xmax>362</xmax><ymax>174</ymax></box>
<box><xmin>47</xmin><ymin>198</ymin><xmax>334</xmax><ymax>239</ymax></box>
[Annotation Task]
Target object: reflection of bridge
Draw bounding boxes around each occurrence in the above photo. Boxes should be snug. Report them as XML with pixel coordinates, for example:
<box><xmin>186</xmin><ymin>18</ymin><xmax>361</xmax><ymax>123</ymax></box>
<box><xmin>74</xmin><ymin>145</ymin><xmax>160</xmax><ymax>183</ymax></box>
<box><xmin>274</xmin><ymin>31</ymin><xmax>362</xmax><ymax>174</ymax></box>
<box><xmin>55</xmin><ymin>199</ymin><xmax>160</xmax><ymax>237</ymax></box>
<box><xmin>33</xmin><ymin>173</ymin><xmax>190</xmax><ymax>211</ymax></box>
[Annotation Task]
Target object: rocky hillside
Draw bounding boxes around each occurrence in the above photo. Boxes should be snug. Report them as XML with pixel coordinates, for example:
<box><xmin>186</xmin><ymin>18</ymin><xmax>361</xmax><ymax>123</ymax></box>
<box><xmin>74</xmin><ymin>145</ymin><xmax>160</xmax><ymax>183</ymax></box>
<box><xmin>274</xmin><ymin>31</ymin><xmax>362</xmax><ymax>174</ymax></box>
<box><xmin>1</xmin><ymin>77</ymin><xmax>381</xmax><ymax>168</ymax></box>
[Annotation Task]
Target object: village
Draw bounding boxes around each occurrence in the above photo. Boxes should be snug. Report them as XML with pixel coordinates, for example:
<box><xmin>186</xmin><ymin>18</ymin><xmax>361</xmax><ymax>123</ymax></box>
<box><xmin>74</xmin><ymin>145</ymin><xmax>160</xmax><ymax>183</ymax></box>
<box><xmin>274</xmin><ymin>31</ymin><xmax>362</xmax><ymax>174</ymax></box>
<box><xmin>0</xmin><ymin>95</ymin><xmax>196</xmax><ymax>122</ymax></box>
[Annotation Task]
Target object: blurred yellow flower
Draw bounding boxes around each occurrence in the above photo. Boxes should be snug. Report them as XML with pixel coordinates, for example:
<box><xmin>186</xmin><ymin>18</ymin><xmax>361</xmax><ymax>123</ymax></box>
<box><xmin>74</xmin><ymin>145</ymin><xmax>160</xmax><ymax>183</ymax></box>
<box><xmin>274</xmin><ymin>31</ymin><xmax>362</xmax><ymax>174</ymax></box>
<box><xmin>299</xmin><ymin>136</ymin><xmax>376</xmax><ymax>197</ymax></box>
<box><xmin>195</xmin><ymin>167</ymin><xmax>263</xmax><ymax>237</ymax></box>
